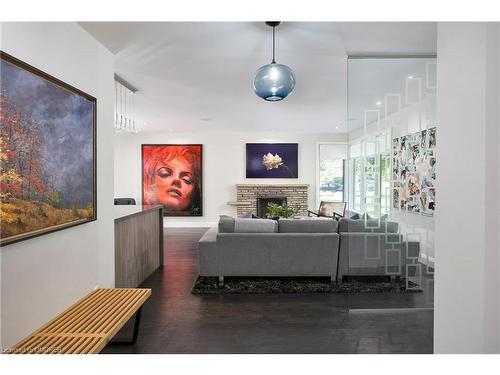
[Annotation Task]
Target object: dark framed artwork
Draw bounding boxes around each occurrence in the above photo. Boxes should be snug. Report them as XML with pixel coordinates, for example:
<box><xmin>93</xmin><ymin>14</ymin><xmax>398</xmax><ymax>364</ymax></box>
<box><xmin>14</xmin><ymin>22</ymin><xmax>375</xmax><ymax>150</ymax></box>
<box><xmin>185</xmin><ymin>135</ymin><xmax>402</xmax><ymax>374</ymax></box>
<box><xmin>0</xmin><ymin>51</ymin><xmax>97</xmax><ymax>246</ymax></box>
<box><xmin>246</xmin><ymin>143</ymin><xmax>299</xmax><ymax>178</ymax></box>
<box><xmin>142</xmin><ymin>144</ymin><xmax>203</xmax><ymax>216</ymax></box>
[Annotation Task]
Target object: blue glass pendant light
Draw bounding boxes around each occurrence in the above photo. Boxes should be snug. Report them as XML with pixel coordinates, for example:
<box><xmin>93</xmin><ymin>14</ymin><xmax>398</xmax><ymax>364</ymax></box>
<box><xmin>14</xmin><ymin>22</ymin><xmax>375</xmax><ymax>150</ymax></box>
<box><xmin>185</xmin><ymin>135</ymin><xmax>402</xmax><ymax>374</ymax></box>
<box><xmin>253</xmin><ymin>21</ymin><xmax>296</xmax><ymax>101</ymax></box>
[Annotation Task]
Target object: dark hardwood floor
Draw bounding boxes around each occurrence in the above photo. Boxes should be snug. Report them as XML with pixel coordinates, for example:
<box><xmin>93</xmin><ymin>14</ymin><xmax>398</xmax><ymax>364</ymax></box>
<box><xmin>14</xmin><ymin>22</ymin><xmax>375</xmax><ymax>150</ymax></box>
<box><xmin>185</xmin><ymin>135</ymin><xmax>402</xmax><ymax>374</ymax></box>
<box><xmin>102</xmin><ymin>228</ymin><xmax>433</xmax><ymax>354</ymax></box>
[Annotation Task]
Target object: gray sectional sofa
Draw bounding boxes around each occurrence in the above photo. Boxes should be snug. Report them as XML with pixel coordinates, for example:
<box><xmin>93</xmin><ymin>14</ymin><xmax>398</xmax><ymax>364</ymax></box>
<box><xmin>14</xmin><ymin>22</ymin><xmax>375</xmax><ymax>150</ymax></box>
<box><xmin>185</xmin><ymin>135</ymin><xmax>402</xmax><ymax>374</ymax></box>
<box><xmin>198</xmin><ymin>217</ymin><xmax>339</xmax><ymax>283</ymax></box>
<box><xmin>198</xmin><ymin>216</ymin><xmax>420</xmax><ymax>283</ymax></box>
<box><xmin>336</xmin><ymin>218</ymin><xmax>420</xmax><ymax>281</ymax></box>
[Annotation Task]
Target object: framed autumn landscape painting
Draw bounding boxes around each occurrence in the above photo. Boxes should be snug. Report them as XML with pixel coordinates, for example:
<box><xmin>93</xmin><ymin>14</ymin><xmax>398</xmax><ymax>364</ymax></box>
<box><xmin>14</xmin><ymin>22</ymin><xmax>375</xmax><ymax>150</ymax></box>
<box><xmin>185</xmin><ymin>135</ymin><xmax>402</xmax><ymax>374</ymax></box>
<box><xmin>0</xmin><ymin>52</ymin><xmax>97</xmax><ymax>246</ymax></box>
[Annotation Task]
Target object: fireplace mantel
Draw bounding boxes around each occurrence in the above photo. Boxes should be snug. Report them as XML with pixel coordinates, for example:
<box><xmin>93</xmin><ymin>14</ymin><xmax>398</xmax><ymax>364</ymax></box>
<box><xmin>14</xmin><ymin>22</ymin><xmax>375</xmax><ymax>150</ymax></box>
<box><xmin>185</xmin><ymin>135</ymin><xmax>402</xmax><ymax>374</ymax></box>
<box><xmin>235</xmin><ymin>184</ymin><xmax>309</xmax><ymax>188</ymax></box>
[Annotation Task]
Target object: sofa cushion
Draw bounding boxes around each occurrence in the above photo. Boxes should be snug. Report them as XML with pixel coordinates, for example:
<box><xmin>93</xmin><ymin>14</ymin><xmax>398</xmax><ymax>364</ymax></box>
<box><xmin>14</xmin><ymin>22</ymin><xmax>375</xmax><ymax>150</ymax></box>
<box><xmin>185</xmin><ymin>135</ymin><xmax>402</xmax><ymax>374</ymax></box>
<box><xmin>234</xmin><ymin>218</ymin><xmax>277</xmax><ymax>233</ymax></box>
<box><xmin>278</xmin><ymin>218</ymin><xmax>338</xmax><ymax>233</ymax></box>
<box><xmin>338</xmin><ymin>218</ymin><xmax>398</xmax><ymax>233</ymax></box>
<box><xmin>218</xmin><ymin>215</ymin><xmax>235</xmax><ymax>233</ymax></box>
<box><xmin>349</xmin><ymin>212</ymin><xmax>373</xmax><ymax>220</ymax></box>
<box><xmin>241</xmin><ymin>212</ymin><xmax>263</xmax><ymax>219</ymax></box>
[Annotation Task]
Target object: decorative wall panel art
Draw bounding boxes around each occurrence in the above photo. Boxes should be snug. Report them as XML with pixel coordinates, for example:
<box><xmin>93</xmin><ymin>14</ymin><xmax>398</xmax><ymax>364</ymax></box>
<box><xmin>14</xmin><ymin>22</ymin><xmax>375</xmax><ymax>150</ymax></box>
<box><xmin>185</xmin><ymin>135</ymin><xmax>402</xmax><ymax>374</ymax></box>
<box><xmin>392</xmin><ymin>127</ymin><xmax>436</xmax><ymax>215</ymax></box>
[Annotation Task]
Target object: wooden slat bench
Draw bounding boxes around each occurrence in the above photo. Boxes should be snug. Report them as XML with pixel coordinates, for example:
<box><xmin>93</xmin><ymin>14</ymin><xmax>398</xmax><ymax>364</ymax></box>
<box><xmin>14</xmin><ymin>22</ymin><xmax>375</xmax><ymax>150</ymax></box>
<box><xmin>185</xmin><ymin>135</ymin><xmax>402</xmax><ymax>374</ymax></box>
<box><xmin>9</xmin><ymin>288</ymin><xmax>151</xmax><ymax>354</ymax></box>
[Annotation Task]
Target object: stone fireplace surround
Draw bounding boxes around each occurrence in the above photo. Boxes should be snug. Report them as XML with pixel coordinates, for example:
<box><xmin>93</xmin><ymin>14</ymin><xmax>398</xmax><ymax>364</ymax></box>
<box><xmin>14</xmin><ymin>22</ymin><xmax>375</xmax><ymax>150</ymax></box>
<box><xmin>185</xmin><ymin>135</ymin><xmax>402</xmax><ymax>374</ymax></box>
<box><xmin>228</xmin><ymin>184</ymin><xmax>309</xmax><ymax>217</ymax></box>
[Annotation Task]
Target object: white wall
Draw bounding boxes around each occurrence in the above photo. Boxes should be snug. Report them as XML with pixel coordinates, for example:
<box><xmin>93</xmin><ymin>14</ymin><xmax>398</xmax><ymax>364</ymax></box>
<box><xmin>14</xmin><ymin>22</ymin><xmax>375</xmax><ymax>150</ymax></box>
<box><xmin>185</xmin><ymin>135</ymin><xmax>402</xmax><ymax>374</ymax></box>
<box><xmin>114</xmin><ymin>130</ymin><xmax>347</xmax><ymax>226</ymax></box>
<box><xmin>0</xmin><ymin>22</ymin><xmax>115</xmax><ymax>349</ymax></box>
<box><xmin>435</xmin><ymin>22</ymin><xmax>500</xmax><ymax>353</ymax></box>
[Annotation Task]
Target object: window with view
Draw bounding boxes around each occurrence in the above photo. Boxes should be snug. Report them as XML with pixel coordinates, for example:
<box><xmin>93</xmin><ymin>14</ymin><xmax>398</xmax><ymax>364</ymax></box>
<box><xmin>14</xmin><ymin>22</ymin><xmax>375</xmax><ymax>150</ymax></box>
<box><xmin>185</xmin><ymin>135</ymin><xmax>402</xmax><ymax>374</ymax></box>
<box><xmin>348</xmin><ymin>134</ymin><xmax>391</xmax><ymax>216</ymax></box>
<box><xmin>352</xmin><ymin>157</ymin><xmax>362</xmax><ymax>211</ymax></box>
<box><xmin>318</xmin><ymin>144</ymin><xmax>346</xmax><ymax>204</ymax></box>
<box><xmin>364</xmin><ymin>156</ymin><xmax>378</xmax><ymax>216</ymax></box>
<box><xmin>380</xmin><ymin>152</ymin><xmax>391</xmax><ymax>216</ymax></box>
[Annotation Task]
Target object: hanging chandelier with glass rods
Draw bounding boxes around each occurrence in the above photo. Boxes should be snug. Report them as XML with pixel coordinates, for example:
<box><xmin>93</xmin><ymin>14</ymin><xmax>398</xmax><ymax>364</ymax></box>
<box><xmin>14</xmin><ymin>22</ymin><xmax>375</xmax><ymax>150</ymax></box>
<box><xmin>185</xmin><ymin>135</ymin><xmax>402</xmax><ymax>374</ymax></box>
<box><xmin>114</xmin><ymin>78</ymin><xmax>139</xmax><ymax>134</ymax></box>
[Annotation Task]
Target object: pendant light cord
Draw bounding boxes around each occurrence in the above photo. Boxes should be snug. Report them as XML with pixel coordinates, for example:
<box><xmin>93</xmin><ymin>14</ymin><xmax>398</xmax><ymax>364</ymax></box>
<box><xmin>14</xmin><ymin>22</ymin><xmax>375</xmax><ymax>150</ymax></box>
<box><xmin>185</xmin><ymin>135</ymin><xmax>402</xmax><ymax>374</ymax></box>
<box><xmin>272</xmin><ymin>25</ymin><xmax>276</xmax><ymax>64</ymax></box>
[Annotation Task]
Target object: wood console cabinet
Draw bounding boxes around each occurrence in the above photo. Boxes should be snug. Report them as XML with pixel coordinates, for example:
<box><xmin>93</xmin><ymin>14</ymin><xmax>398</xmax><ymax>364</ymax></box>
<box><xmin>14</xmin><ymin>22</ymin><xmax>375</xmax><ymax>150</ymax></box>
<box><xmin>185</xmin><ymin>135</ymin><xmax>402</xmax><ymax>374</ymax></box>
<box><xmin>114</xmin><ymin>205</ymin><xmax>164</xmax><ymax>287</ymax></box>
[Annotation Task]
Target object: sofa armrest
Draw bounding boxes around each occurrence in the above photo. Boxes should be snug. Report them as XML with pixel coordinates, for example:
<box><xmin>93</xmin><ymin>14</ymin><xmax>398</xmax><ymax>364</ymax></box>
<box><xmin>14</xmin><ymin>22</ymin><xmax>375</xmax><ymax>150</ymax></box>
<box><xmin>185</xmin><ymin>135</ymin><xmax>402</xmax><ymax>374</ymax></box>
<box><xmin>198</xmin><ymin>227</ymin><xmax>219</xmax><ymax>276</ymax></box>
<box><xmin>199</xmin><ymin>227</ymin><xmax>218</xmax><ymax>243</ymax></box>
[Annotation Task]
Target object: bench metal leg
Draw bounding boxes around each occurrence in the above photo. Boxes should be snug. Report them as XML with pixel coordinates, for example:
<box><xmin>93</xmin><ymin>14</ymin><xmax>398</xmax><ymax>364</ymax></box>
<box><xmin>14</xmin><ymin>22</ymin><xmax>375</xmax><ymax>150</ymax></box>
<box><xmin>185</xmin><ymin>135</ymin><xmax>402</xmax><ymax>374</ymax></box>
<box><xmin>109</xmin><ymin>306</ymin><xmax>143</xmax><ymax>346</ymax></box>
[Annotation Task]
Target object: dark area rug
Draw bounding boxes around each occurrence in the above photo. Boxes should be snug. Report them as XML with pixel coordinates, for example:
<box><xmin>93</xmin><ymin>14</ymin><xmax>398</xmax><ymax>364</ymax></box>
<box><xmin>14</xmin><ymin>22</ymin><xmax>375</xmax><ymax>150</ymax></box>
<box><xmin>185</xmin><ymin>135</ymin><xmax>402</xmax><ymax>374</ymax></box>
<box><xmin>191</xmin><ymin>276</ymin><xmax>421</xmax><ymax>294</ymax></box>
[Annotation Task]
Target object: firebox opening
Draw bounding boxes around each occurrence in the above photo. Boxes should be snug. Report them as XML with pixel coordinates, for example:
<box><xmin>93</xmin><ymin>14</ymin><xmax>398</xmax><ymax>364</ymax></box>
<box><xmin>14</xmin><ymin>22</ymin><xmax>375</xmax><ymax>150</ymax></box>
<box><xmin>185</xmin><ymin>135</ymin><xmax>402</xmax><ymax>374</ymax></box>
<box><xmin>256</xmin><ymin>197</ymin><xmax>287</xmax><ymax>218</ymax></box>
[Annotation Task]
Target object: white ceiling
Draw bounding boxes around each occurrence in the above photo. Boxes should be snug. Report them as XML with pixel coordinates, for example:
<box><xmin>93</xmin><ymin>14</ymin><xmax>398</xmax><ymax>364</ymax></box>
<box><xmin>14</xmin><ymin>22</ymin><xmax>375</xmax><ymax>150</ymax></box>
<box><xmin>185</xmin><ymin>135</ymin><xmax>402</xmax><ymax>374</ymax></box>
<box><xmin>80</xmin><ymin>22</ymin><xmax>437</xmax><ymax>134</ymax></box>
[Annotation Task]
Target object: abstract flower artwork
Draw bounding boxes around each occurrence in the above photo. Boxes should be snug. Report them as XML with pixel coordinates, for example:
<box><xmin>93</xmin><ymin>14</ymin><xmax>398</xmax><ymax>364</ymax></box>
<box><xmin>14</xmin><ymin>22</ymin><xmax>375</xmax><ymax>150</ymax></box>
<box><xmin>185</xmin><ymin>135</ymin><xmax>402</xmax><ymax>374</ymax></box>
<box><xmin>262</xmin><ymin>153</ymin><xmax>283</xmax><ymax>170</ymax></box>
<box><xmin>246</xmin><ymin>143</ymin><xmax>298</xmax><ymax>178</ymax></box>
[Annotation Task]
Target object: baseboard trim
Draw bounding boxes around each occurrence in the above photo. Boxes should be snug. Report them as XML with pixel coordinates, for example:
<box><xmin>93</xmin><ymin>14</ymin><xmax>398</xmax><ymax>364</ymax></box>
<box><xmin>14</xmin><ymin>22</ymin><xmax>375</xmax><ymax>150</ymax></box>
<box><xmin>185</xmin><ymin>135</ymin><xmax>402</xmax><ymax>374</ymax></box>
<box><xmin>348</xmin><ymin>307</ymin><xmax>434</xmax><ymax>314</ymax></box>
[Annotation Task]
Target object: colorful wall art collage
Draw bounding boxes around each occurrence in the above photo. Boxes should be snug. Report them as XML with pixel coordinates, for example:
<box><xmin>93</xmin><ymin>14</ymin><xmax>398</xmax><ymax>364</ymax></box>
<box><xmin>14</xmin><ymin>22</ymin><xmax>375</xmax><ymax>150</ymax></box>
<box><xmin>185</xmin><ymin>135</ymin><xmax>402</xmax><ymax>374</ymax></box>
<box><xmin>392</xmin><ymin>127</ymin><xmax>436</xmax><ymax>215</ymax></box>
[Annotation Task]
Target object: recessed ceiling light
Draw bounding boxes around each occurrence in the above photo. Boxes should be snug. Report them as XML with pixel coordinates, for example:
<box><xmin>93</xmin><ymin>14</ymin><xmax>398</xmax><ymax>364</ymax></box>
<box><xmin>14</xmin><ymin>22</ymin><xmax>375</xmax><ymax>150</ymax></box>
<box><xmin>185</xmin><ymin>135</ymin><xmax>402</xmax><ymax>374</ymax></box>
<box><xmin>408</xmin><ymin>75</ymin><xmax>414</xmax><ymax>79</ymax></box>
<box><xmin>335</xmin><ymin>126</ymin><xmax>339</xmax><ymax>130</ymax></box>
<box><xmin>376</xmin><ymin>101</ymin><xmax>382</xmax><ymax>106</ymax></box>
